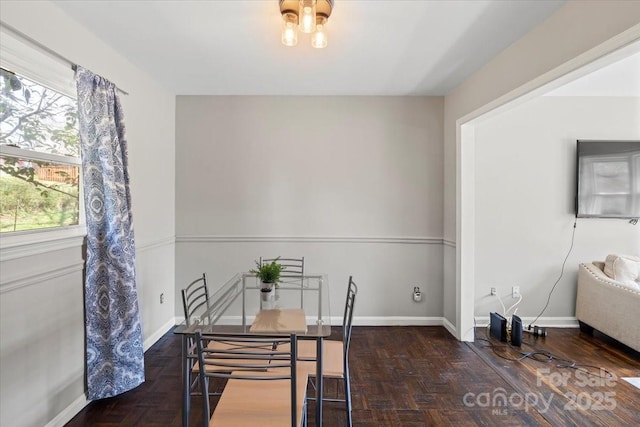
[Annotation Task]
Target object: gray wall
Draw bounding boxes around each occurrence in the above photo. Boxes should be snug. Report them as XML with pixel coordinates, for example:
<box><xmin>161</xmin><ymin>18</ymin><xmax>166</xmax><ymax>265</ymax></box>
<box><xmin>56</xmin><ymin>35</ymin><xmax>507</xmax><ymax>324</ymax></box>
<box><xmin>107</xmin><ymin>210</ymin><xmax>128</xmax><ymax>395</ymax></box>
<box><xmin>175</xmin><ymin>96</ymin><xmax>445</xmax><ymax>323</ymax></box>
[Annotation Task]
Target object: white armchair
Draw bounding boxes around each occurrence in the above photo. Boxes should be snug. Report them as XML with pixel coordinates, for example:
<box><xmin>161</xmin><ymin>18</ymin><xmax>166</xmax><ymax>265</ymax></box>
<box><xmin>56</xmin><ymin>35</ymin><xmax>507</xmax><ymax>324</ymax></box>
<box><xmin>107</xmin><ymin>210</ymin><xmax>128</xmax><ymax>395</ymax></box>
<box><xmin>576</xmin><ymin>261</ymin><xmax>640</xmax><ymax>352</ymax></box>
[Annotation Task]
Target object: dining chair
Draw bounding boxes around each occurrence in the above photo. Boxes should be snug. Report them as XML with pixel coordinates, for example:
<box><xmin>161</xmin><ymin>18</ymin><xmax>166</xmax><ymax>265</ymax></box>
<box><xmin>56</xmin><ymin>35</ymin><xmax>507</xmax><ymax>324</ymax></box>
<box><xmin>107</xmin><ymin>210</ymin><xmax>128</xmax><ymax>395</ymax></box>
<box><xmin>194</xmin><ymin>331</ymin><xmax>308</xmax><ymax>427</ymax></box>
<box><xmin>181</xmin><ymin>274</ymin><xmax>274</xmax><ymax>400</ymax></box>
<box><xmin>297</xmin><ymin>275</ymin><xmax>358</xmax><ymax>427</ymax></box>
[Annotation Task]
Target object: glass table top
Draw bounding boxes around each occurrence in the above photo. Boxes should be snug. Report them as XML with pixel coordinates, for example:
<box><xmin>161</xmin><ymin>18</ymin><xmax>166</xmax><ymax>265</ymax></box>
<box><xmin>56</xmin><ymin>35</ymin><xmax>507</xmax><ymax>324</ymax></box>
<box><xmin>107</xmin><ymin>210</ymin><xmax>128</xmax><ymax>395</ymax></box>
<box><xmin>175</xmin><ymin>273</ymin><xmax>332</xmax><ymax>338</ymax></box>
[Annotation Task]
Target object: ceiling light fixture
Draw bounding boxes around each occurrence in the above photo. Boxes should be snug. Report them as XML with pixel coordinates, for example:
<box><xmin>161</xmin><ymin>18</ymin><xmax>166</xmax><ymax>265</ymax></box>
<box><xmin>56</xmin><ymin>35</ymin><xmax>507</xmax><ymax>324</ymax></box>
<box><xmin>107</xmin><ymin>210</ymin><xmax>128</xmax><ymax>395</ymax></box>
<box><xmin>279</xmin><ymin>0</ymin><xmax>334</xmax><ymax>48</ymax></box>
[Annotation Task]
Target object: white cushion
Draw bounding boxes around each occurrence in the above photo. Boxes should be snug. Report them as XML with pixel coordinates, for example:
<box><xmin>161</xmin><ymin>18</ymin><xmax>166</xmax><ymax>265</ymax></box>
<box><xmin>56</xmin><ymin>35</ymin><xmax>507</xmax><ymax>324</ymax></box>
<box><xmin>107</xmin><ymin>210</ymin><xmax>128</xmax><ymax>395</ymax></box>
<box><xmin>604</xmin><ymin>254</ymin><xmax>640</xmax><ymax>290</ymax></box>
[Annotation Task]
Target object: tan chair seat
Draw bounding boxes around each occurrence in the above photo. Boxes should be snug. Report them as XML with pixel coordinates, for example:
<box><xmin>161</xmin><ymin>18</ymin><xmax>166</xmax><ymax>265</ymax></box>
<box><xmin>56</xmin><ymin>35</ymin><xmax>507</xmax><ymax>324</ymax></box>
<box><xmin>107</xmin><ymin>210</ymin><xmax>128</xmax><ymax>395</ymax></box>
<box><xmin>210</xmin><ymin>370</ymin><xmax>309</xmax><ymax>427</ymax></box>
<box><xmin>295</xmin><ymin>339</ymin><xmax>344</xmax><ymax>377</ymax></box>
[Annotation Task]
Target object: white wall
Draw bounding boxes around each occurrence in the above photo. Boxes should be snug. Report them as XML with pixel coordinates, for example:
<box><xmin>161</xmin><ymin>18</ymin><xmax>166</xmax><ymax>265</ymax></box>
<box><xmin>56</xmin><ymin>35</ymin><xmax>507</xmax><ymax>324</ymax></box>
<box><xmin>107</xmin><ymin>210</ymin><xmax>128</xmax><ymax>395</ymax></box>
<box><xmin>474</xmin><ymin>96</ymin><xmax>640</xmax><ymax>321</ymax></box>
<box><xmin>443</xmin><ymin>1</ymin><xmax>640</xmax><ymax>338</ymax></box>
<box><xmin>0</xmin><ymin>2</ymin><xmax>176</xmax><ymax>427</ymax></box>
<box><xmin>175</xmin><ymin>96</ymin><xmax>444</xmax><ymax>323</ymax></box>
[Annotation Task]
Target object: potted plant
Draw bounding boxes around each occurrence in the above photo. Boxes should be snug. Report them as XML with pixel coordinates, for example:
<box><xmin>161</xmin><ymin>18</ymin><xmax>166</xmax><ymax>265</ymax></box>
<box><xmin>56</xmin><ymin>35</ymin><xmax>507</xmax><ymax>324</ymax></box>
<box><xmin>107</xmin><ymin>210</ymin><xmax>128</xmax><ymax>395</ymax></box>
<box><xmin>250</xmin><ymin>258</ymin><xmax>284</xmax><ymax>300</ymax></box>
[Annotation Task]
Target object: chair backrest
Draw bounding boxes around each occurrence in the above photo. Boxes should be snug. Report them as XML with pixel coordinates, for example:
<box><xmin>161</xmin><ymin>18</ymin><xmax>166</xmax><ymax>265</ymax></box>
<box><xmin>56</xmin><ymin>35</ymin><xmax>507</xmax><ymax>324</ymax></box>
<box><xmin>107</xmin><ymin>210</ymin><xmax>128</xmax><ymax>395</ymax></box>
<box><xmin>261</xmin><ymin>257</ymin><xmax>305</xmax><ymax>307</ymax></box>
<box><xmin>260</xmin><ymin>257</ymin><xmax>304</xmax><ymax>277</ymax></box>
<box><xmin>181</xmin><ymin>273</ymin><xmax>210</xmax><ymax>327</ymax></box>
<box><xmin>342</xmin><ymin>276</ymin><xmax>358</xmax><ymax>359</ymax></box>
<box><xmin>194</xmin><ymin>332</ymin><xmax>299</xmax><ymax>427</ymax></box>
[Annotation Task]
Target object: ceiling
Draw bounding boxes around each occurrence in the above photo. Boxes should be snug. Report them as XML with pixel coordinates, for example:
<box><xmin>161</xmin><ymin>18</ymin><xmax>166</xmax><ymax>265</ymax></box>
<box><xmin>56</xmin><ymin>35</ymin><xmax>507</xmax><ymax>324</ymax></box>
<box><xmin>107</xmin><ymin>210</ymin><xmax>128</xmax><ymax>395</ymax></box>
<box><xmin>52</xmin><ymin>0</ymin><xmax>566</xmax><ymax>96</ymax></box>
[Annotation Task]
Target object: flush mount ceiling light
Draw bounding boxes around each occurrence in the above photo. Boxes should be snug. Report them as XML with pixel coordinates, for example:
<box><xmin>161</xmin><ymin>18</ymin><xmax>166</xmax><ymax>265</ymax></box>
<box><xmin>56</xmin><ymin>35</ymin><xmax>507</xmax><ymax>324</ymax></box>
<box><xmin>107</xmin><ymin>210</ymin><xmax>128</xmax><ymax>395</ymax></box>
<box><xmin>280</xmin><ymin>0</ymin><xmax>334</xmax><ymax>48</ymax></box>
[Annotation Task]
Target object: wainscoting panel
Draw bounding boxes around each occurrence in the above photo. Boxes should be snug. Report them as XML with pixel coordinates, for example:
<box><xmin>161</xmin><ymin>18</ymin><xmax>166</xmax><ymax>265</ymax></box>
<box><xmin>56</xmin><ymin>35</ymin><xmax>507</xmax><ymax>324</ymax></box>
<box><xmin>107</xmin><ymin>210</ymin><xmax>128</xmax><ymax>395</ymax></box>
<box><xmin>0</xmin><ymin>236</ymin><xmax>176</xmax><ymax>427</ymax></box>
<box><xmin>175</xmin><ymin>235</ymin><xmax>445</xmax><ymax>322</ymax></box>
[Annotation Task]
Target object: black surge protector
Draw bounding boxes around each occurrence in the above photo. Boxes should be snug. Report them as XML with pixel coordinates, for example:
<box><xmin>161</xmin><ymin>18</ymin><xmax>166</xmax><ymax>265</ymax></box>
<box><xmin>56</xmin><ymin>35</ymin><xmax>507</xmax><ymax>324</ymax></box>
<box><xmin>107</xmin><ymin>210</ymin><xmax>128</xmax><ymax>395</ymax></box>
<box><xmin>511</xmin><ymin>314</ymin><xmax>523</xmax><ymax>347</ymax></box>
<box><xmin>490</xmin><ymin>312</ymin><xmax>507</xmax><ymax>342</ymax></box>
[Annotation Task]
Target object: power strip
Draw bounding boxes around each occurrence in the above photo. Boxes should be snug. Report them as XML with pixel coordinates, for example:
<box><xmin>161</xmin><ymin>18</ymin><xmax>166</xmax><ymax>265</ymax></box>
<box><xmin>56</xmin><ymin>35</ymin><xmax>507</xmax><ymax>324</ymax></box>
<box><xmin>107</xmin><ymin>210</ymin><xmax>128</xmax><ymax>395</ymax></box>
<box><xmin>524</xmin><ymin>325</ymin><xmax>548</xmax><ymax>337</ymax></box>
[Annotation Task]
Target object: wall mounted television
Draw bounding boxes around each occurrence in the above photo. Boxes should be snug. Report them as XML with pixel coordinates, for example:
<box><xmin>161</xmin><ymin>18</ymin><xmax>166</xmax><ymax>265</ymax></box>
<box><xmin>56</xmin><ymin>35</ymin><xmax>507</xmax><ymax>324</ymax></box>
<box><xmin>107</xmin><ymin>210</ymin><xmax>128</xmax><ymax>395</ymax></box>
<box><xmin>576</xmin><ymin>140</ymin><xmax>640</xmax><ymax>219</ymax></box>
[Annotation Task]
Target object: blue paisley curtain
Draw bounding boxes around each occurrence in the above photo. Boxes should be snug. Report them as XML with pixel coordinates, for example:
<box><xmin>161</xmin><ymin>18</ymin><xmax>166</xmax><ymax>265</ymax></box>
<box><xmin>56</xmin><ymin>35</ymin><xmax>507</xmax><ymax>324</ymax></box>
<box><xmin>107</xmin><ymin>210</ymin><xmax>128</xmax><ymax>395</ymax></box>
<box><xmin>76</xmin><ymin>66</ymin><xmax>144</xmax><ymax>400</ymax></box>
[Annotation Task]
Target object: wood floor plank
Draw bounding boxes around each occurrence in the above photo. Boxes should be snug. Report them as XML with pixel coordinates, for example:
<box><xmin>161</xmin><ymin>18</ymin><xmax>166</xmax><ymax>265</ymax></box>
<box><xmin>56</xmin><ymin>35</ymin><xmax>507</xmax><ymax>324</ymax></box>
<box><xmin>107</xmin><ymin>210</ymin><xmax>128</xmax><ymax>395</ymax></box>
<box><xmin>65</xmin><ymin>326</ymin><xmax>639</xmax><ymax>426</ymax></box>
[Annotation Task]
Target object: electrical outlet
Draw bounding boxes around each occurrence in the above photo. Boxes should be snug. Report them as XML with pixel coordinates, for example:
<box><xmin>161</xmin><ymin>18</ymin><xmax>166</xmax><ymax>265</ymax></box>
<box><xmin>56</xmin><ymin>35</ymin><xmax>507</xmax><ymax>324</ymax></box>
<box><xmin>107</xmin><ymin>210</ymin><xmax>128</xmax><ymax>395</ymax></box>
<box><xmin>160</xmin><ymin>293</ymin><xmax>164</xmax><ymax>304</ymax></box>
<box><xmin>512</xmin><ymin>286</ymin><xmax>520</xmax><ymax>299</ymax></box>
<box><xmin>490</xmin><ymin>287</ymin><xmax>497</xmax><ymax>296</ymax></box>
<box><xmin>413</xmin><ymin>286</ymin><xmax>422</xmax><ymax>302</ymax></box>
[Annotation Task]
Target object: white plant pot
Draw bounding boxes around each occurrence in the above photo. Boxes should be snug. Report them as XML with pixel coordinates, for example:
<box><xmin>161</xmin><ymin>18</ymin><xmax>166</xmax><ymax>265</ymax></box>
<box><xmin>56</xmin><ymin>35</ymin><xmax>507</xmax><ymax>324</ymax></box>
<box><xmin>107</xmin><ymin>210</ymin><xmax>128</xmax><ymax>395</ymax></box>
<box><xmin>260</xmin><ymin>289</ymin><xmax>273</xmax><ymax>301</ymax></box>
<box><xmin>261</xmin><ymin>282</ymin><xmax>275</xmax><ymax>302</ymax></box>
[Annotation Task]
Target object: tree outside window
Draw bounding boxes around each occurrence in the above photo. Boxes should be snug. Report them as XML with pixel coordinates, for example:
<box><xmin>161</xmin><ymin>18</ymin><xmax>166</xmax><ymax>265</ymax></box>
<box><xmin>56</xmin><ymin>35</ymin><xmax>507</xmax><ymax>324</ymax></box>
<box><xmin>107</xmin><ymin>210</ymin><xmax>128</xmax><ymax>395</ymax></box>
<box><xmin>0</xmin><ymin>67</ymin><xmax>80</xmax><ymax>233</ymax></box>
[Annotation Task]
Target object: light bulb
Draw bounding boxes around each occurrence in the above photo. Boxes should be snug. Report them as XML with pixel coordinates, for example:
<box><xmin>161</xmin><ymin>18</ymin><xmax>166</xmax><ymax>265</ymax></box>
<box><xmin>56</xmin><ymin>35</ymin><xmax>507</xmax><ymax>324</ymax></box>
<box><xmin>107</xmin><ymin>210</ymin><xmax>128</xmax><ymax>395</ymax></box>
<box><xmin>299</xmin><ymin>0</ymin><xmax>316</xmax><ymax>34</ymax></box>
<box><xmin>281</xmin><ymin>12</ymin><xmax>298</xmax><ymax>47</ymax></box>
<box><xmin>311</xmin><ymin>16</ymin><xmax>327</xmax><ymax>48</ymax></box>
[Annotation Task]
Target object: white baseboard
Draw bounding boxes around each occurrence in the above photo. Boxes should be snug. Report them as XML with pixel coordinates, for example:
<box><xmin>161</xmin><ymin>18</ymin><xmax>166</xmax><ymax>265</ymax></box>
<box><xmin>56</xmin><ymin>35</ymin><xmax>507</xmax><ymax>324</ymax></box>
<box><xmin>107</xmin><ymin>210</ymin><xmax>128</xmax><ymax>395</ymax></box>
<box><xmin>474</xmin><ymin>315</ymin><xmax>579</xmax><ymax>328</ymax></box>
<box><xmin>442</xmin><ymin>317</ymin><xmax>457</xmax><ymax>338</ymax></box>
<box><xmin>144</xmin><ymin>317</ymin><xmax>177</xmax><ymax>351</ymax></box>
<box><xmin>44</xmin><ymin>394</ymin><xmax>88</xmax><ymax>427</ymax></box>
<box><xmin>351</xmin><ymin>316</ymin><xmax>443</xmax><ymax>326</ymax></box>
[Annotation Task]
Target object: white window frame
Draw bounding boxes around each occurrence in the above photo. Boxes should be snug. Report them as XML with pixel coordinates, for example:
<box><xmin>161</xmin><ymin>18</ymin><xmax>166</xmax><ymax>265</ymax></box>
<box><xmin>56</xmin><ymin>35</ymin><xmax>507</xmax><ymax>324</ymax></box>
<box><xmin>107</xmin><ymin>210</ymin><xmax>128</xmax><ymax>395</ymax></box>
<box><xmin>0</xmin><ymin>26</ymin><xmax>86</xmax><ymax>260</ymax></box>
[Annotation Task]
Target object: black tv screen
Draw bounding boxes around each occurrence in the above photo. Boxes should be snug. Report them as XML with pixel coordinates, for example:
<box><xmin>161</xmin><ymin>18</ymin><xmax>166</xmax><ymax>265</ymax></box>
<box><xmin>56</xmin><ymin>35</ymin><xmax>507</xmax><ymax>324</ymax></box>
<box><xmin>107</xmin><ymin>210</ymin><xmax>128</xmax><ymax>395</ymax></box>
<box><xmin>576</xmin><ymin>140</ymin><xmax>640</xmax><ymax>219</ymax></box>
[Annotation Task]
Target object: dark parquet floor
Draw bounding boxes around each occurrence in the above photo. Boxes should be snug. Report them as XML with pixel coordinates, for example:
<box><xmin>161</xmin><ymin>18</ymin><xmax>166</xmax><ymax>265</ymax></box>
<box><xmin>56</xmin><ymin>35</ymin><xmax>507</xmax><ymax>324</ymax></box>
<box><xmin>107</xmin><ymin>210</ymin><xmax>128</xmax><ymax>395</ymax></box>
<box><xmin>66</xmin><ymin>326</ymin><xmax>640</xmax><ymax>426</ymax></box>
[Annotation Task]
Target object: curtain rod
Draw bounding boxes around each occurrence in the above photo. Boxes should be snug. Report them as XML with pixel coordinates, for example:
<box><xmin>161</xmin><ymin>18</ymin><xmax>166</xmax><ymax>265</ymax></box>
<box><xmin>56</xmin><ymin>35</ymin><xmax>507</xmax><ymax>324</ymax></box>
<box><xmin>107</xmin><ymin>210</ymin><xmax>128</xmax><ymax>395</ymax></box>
<box><xmin>0</xmin><ymin>21</ymin><xmax>129</xmax><ymax>96</ymax></box>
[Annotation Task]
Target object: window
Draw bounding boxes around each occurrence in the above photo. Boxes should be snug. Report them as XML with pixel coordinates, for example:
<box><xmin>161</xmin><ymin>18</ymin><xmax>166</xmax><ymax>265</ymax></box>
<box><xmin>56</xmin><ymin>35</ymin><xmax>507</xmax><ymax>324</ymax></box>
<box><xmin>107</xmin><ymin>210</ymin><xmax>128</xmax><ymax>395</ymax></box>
<box><xmin>1</xmin><ymin>69</ymin><xmax>80</xmax><ymax>232</ymax></box>
<box><xmin>0</xmin><ymin>27</ymin><xmax>82</xmax><ymax>238</ymax></box>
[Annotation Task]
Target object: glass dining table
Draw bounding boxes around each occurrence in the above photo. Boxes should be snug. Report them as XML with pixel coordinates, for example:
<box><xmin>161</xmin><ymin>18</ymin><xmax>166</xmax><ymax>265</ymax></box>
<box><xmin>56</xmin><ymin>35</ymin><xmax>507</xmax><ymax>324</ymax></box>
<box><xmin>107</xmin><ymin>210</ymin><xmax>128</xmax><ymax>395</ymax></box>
<box><xmin>173</xmin><ymin>272</ymin><xmax>332</xmax><ymax>426</ymax></box>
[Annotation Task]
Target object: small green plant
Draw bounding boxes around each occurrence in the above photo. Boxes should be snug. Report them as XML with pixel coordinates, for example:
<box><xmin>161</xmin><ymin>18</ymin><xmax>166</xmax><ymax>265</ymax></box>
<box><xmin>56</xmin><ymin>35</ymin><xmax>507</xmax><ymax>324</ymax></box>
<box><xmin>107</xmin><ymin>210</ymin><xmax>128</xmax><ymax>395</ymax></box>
<box><xmin>250</xmin><ymin>258</ymin><xmax>284</xmax><ymax>285</ymax></box>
